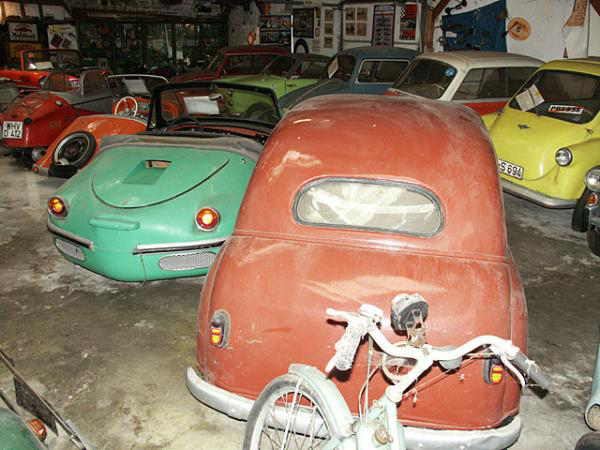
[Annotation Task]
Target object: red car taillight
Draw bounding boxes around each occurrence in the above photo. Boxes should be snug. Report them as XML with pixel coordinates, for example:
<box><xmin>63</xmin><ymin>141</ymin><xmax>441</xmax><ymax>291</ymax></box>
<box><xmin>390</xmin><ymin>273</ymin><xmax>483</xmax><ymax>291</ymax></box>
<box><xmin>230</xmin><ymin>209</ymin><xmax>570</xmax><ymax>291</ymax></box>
<box><xmin>210</xmin><ymin>310</ymin><xmax>230</xmax><ymax>347</ymax></box>
<box><xmin>484</xmin><ymin>357</ymin><xmax>504</xmax><ymax>385</ymax></box>
<box><xmin>196</xmin><ymin>207</ymin><xmax>219</xmax><ymax>230</ymax></box>
<box><xmin>27</xmin><ymin>418</ymin><xmax>47</xmax><ymax>441</ymax></box>
<box><xmin>48</xmin><ymin>196</ymin><xmax>67</xmax><ymax>217</ymax></box>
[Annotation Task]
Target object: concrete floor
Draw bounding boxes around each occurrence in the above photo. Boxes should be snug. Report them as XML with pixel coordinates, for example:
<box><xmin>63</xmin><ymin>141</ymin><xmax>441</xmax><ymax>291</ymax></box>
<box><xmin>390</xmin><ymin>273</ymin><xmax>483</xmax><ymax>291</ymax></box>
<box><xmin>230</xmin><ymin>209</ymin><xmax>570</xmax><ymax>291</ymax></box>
<box><xmin>0</xmin><ymin>154</ymin><xmax>598</xmax><ymax>449</ymax></box>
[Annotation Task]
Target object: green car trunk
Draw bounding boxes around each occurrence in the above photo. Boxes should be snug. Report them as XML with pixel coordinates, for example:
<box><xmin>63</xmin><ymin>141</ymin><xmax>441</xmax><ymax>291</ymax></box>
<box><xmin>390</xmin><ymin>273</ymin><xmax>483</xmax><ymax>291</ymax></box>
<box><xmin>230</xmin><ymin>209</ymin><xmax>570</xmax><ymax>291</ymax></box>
<box><xmin>48</xmin><ymin>137</ymin><xmax>258</xmax><ymax>281</ymax></box>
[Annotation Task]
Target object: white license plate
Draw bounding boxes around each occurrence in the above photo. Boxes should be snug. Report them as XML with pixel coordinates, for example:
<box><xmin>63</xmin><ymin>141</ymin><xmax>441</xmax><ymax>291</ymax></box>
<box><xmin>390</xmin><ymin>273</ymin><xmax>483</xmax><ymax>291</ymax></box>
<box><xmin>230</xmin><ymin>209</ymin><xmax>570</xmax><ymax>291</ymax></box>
<box><xmin>55</xmin><ymin>238</ymin><xmax>85</xmax><ymax>261</ymax></box>
<box><xmin>2</xmin><ymin>121</ymin><xmax>23</xmax><ymax>139</ymax></box>
<box><xmin>70</xmin><ymin>80</ymin><xmax>80</xmax><ymax>88</ymax></box>
<box><xmin>498</xmin><ymin>159</ymin><xmax>524</xmax><ymax>180</ymax></box>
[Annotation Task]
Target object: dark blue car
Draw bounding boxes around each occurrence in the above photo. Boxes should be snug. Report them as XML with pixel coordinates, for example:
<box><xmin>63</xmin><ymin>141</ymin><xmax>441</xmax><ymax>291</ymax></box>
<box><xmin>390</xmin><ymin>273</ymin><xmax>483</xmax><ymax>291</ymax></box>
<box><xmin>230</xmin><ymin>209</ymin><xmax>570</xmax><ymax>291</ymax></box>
<box><xmin>279</xmin><ymin>46</ymin><xmax>417</xmax><ymax>111</ymax></box>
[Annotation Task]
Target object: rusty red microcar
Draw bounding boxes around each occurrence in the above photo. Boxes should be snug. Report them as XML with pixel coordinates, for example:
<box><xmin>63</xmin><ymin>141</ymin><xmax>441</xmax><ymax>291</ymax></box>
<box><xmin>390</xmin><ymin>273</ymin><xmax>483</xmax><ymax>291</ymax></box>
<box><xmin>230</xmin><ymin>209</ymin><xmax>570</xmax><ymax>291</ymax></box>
<box><xmin>187</xmin><ymin>95</ymin><xmax>528</xmax><ymax>449</ymax></box>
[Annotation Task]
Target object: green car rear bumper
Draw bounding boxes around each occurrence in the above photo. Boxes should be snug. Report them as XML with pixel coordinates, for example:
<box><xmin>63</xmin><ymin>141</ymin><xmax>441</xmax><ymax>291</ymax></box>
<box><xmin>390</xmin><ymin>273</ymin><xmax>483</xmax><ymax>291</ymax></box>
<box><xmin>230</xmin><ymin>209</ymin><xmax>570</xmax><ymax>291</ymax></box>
<box><xmin>48</xmin><ymin>220</ymin><xmax>225</xmax><ymax>281</ymax></box>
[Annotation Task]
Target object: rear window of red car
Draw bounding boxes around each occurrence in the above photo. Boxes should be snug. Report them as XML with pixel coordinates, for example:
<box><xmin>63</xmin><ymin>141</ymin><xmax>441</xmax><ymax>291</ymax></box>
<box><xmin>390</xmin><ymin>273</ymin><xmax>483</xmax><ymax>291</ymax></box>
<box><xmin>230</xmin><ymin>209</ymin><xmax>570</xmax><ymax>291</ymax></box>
<box><xmin>293</xmin><ymin>178</ymin><xmax>443</xmax><ymax>236</ymax></box>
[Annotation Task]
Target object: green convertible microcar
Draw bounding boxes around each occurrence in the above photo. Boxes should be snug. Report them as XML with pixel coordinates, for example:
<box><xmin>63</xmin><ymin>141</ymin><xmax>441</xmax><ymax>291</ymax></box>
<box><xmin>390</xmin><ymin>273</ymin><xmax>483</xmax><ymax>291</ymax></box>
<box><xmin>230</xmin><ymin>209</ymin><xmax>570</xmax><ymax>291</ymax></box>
<box><xmin>47</xmin><ymin>82</ymin><xmax>279</xmax><ymax>281</ymax></box>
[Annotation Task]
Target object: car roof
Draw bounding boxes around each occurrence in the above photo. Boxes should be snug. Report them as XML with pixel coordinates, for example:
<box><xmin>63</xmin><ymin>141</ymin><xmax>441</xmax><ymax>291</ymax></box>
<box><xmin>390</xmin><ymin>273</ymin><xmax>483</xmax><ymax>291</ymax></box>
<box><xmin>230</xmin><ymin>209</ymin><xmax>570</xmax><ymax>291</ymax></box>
<box><xmin>283</xmin><ymin>53</ymin><xmax>330</xmax><ymax>62</ymax></box>
<box><xmin>416</xmin><ymin>51</ymin><xmax>543</xmax><ymax>70</ymax></box>
<box><xmin>537</xmin><ymin>57</ymin><xmax>600</xmax><ymax>76</ymax></box>
<box><xmin>236</xmin><ymin>95</ymin><xmax>507</xmax><ymax>258</ymax></box>
<box><xmin>337</xmin><ymin>46</ymin><xmax>417</xmax><ymax>60</ymax></box>
<box><xmin>221</xmin><ymin>45</ymin><xmax>289</xmax><ymax>55</ymax></box>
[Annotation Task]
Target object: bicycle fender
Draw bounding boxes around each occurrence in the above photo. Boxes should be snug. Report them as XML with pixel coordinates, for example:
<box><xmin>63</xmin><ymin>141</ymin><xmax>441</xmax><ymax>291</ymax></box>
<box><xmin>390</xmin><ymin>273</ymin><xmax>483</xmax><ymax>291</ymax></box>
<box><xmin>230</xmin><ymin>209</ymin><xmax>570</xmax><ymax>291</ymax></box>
<box><xmin>288</xmin><ymin>364</ymin><xmax>355</xmax><ymax>437</ymax></box>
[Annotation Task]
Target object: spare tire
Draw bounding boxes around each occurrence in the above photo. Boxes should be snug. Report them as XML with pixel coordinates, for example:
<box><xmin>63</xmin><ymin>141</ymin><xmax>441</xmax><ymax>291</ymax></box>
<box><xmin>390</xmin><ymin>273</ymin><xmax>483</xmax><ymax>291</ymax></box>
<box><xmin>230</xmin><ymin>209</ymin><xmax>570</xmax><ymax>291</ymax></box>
<box><xmin>52</xmin><ymin>131</ymin><xmax>96</xmax><ymax>168</ymax></box>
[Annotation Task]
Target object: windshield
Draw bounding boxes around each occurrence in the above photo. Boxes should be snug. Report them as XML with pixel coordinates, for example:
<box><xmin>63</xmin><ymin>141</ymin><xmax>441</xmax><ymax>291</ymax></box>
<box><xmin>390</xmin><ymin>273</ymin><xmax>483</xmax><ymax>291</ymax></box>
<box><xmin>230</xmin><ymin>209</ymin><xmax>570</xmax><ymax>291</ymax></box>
<box><xmin>508</xmin><ymin>69</ymin><xmax>600</xmax><ymax>124</ymax></box>
<box><xmin>326</xmin><ymin>55</ymin><xmax>356</xmax><ymax>80</ymax></box>
<box><xmin>24</xmin><ymin>50</ymin><xmax>81</xmax><ymax>71</ymax></box>
<box><xmin>264</xmin><ymin>55</ymin><xmax>296</xmax><ymax>76</ymax></box>
<box><xmin>206</xmin><ymin>52</ymin><xmax>224</xmax><ymax>72</ymax></box>
<box><xmin>151</xmin><ymin>82</ymin><xmax>280</xmax><ymax>129</ymax></box>
<box><xmin>108</xmin><ymin>75</ymin><xmax>167</xmax><ymax>97</ymax></box>
<box><xmin>391</xmin><ymin>59</ymin><xmax>457</xmax><ymax>99</ymax></box>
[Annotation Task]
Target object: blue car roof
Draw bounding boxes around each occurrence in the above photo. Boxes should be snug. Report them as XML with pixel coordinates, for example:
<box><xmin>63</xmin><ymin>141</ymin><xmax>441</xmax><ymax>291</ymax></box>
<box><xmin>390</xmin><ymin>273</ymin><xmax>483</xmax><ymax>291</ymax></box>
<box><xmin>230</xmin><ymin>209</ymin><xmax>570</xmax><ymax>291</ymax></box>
<box><xmin>336</xmin><ymin>46</ymin><xmax>418</xmax><ymax>60</ymax></box>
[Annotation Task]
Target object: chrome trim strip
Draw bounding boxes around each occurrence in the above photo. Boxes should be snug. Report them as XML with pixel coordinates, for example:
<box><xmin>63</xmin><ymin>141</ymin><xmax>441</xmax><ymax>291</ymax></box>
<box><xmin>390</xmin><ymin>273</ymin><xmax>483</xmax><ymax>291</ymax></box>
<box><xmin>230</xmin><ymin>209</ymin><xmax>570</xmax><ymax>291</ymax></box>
<box><xmin>47</xmin><ymin>220</ymin><xmax>93</xmax><ymax>250</ymax></box>
<box><xmin>185</xmin><ymin>368</ymin><xmax>522</xmax><ymax>449</ymax></box>
<box><xmin>133</xmin><ymin>237</ymin><xmax>227</xmax><ymax>255</ymax></box>
<box><xmin>501</xmin><ymin>179</ymin><xmax>576</xmax><ymax>208</ymax></box>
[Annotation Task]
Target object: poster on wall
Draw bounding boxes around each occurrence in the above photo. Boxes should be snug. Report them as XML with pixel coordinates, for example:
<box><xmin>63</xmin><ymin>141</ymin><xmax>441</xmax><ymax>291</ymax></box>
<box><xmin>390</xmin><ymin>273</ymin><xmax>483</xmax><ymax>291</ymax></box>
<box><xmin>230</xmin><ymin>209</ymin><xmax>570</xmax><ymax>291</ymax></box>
<box><xmin>8</xmin><ymin>23</ymin><xmax>39</xmax><ymax>42</ymax></box>
<box><xmin>293</xmin><ymin>8</ymin><xmax>315</xmax><ymax>38</ymax></box>
<box><xmin>372</xmin><ymin>5</ymin><xmax>395</xmax><ymax>47</ymax></box>
<box><xmin>398</xmin><ymin>3</ymin><xmax>418</xmax><ymax>41</ymax></box>
<box><xmin>48</xmin><ymin>24</ymin><xmax>78</xmax><ymax>50</ymax></box>
<box><xmin>9</xmin><ymin>42</ymin><xmax>42</xmax><ymax>59</ymax></box>
<box><xmin>259</xmin><ymin>15</ymin><xmax>291</xmax><ymax>45</ymax></box>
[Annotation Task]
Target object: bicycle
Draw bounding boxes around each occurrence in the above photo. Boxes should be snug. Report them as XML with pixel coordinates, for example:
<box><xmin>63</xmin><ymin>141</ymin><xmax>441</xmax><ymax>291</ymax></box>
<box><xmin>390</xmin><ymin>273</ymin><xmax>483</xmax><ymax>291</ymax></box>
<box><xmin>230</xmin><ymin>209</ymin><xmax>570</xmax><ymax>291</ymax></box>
<box><xmin>243</xmin><ymin>293</ymin><xmax>551</xmax><ymax>450</ymax></box>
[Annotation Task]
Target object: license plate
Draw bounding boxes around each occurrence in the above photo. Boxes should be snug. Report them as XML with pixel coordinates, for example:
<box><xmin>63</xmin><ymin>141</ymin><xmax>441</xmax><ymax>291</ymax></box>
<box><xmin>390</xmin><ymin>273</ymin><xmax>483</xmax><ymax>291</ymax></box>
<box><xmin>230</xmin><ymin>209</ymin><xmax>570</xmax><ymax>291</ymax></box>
<box><xmin>498</xmin><ymin>159</ymin><xmax>524</xmax><ymax>180</ymax></box>
<box><xmin>55</xmin><ymin>238</ymin><xmax>85</xmax><ymax>261</ymax></box>
<box><xmin>2</xmin><ymin>121</ymin><xmax>23</xmax><ymax>139</ymax></box>
<box><xmin>70</xmin><ymin>79</ymin><xmax>80</xmax><ymax>88</ymax></box>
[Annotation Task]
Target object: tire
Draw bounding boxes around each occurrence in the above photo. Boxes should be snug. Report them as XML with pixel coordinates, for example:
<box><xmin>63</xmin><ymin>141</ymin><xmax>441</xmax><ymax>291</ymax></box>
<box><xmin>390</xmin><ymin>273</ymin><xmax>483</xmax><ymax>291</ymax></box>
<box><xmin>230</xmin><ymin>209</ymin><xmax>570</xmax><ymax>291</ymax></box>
<box><xmin>588</xmin><ymin>227</ymin><xmax>600</xmax><ymax>257</ymax></box>
<box><xmin>575</xmin><ymin>432</ymin><xmax>600</xmax><ymax>450</ymax></box>
<box><xmin>245</xmin><ymin>102</ymin><xmax>277</xmax><ymax>123</ymax></box>
<box><xmin>572</xmin><ymin>188</ymin><xmax>592</xmax><ymax>232</ymax></box>
<box><xmin>294</xmin><ymin>38</ymin><xmax>309</xmax><ymax>53</ymax></box>
<box><xmin>243</xmin><ymin>374</ymin><xmax>345</xmax><ymax>449</ymax></box>
<box><xmin>52</xmin><ymin>131</ymin><xmax>96</xmax><ymax>168</ymax></box>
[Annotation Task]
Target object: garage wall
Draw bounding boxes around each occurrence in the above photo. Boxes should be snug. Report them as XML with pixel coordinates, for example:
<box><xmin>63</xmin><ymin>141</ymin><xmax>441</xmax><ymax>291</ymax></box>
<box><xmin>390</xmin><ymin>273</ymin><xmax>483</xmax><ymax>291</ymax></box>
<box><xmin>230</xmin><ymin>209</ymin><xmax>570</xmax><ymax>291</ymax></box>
<box><xmin>432</xmin><ymin>0</ymin><xmax>599</xmax><ymax>61</ymax></box>
<box><xmin>66</xmin><ymin>0</ymin><xmax>197</xmax><ymax>16</ymax></box>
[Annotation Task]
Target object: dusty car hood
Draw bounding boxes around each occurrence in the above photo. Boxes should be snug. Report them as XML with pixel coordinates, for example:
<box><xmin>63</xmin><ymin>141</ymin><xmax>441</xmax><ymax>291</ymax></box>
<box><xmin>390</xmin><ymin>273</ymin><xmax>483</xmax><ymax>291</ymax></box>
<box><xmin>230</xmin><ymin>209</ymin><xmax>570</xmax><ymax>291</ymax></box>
<box><xmin>92</xmin><ymin>145</ymin><xmax>230</xmax><ymax>208</ymax></box>
<box><xmin>490</xmin><ymin>107</ymin><xmax>591</xmax><ymax>179</ymax></box>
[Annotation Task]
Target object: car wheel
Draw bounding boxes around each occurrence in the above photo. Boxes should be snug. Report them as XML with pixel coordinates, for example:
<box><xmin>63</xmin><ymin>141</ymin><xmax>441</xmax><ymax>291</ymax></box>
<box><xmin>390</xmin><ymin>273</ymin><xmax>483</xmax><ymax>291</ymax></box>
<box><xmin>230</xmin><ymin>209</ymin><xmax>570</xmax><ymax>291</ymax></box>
<box><xmin>572</xmin><ymin>188</ymin><xmax>592</xmax><ymax>232</ymax></box>
<box><xmin>575</xmin><ymin>432</ymin><xmax>600</xmax><ymax>450</ymax></box>
<box><xmin>587</xmin><ymin>227</ymin><xmax>600</xmax><ymax>257</ymax></box>
<box><xmin>52</xmin><ymin>131</ymin><xmax>96</xmax><ymax>168</ymax></box>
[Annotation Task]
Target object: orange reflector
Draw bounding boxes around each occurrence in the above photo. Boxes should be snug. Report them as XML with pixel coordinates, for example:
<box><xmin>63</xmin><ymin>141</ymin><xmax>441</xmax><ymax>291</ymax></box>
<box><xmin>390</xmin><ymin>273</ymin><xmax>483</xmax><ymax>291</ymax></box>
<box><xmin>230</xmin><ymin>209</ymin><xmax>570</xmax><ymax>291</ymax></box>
<box><xmin>48</xmin><ymin>197</ymin><xmax>67</xmax><ymax>217</ymax></box>
<box><xmin>27</xmin><ymin>418</ymin><xmax>47</xmax><ymax>441</ymax></box>
<box><xmin>196</xmin><ymin>207</ymin><xmax>220</xmax><ymax>230</ymax></box>
<box><xmin>490</xmin><ymin>366</ymin><xmax>503</xmax><ymax>384</ymax></box>
<box><xmin>588</xmin><ymin>193</ymin><xmax>598</xmax><ymax>207</ymax></box>
<box><xmin>210</xmin><ymin>327</ymin><xmax>223</xmax><ymax>346</ymax></box>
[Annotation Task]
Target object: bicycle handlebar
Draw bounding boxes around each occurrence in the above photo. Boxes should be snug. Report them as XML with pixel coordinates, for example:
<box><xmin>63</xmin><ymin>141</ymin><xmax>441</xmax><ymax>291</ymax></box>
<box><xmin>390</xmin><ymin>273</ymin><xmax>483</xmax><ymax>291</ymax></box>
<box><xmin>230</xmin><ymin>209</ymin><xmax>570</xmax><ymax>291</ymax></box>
<box><xmin>324</xmin><ymin>304</ymin><xmax>551</xmax><ymax>391</ymax></box>
<box><xmin>511</xmin><ymin>351</ymin><xmax>551</xmax><ymax>390</ymax></box>
<box><xmin>325</xmin><ymin>310</ymin><xmax>369</xmax><ymax>373</ymax></box>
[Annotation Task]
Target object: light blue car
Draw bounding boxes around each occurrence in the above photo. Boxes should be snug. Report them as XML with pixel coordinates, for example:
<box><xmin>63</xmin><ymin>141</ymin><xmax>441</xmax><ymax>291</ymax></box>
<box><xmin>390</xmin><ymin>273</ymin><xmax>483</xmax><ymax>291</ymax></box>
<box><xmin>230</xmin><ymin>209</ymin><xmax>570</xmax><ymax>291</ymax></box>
<box><xmin>279</xmin><ymin>46</ymin><xmax>417</xmax><ymax>111</ymax></box>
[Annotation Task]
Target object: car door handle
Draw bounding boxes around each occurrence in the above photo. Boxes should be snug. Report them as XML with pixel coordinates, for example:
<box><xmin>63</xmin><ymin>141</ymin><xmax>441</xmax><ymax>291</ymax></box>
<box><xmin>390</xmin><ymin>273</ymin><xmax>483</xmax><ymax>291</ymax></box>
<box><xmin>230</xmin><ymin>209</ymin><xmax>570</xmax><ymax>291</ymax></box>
<box><xmin>287</xmin><ymin>83</ymin><xmax>296</xmax><ymax>87</ymax></box>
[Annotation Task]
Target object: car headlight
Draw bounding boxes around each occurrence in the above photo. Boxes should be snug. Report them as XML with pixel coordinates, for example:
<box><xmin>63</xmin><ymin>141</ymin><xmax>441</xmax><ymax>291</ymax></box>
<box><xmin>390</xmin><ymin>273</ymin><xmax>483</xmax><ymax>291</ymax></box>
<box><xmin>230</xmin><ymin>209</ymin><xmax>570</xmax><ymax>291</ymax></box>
<box><xmin>555</xmin><ymin>147</ymin><xmax>573</xmax><ymax>166</ymax></box>
<box><xmin>585</xmin><ymin>168</ymin><xmax>600</xmax><ymax>192</ymax></box>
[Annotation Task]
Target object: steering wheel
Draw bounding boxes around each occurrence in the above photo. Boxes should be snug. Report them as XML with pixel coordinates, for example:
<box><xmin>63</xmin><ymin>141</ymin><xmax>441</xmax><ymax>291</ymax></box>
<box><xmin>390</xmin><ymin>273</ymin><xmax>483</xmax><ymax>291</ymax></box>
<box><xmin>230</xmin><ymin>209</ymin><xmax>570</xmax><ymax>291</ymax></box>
<box><xmin>114</xmin><ymin>96</ymin><xmax>138</xmax><ymax>117</ymax></box>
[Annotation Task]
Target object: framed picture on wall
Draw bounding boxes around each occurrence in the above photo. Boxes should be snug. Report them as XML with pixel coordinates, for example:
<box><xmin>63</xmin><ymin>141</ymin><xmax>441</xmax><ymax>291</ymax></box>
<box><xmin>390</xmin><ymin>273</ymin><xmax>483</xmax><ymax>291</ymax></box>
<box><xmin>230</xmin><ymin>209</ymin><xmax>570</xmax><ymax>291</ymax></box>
<box><xmin>357</xmin><ymin>23</ymin><xmax>367</xmax><ymax>36</ymax></box>
<box><xmin>293</xmin><ymin>8</ymin><xmax>315</xmax><ymax>38</ymax></box>
<box><xmin>357</xmin><ymin>7</ymin><xmax>368</xmax><ymax>22</ymax></box>
<box><xmin>345</xmin><ymin>7</ymin><xmax>355</xmax><ymax>21</ymax></box>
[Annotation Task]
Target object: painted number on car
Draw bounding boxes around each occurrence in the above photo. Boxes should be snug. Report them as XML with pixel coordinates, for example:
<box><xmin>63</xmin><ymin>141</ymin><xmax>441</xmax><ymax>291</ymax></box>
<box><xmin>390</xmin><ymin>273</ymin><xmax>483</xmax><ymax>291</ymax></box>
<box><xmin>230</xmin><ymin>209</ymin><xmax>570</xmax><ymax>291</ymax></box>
<box><xmin>498</xmin><ymin>159</ymin><xmax>524</xmax><ymax>180</ymax></box>
<box><xmin>2</xmin><ymin>121</ymin><xmax>23</xmax><ymax>139</ymax></box>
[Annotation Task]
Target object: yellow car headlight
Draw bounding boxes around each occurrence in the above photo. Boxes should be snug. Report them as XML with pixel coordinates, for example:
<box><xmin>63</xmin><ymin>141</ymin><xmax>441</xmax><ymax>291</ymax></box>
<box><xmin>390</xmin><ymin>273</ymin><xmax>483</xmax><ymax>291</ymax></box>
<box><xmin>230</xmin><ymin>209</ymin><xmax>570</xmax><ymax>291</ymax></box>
<box><xmin>555</xmin><ymin>147</ymin><xmax>573</xmax><ymax>166</ymax></box>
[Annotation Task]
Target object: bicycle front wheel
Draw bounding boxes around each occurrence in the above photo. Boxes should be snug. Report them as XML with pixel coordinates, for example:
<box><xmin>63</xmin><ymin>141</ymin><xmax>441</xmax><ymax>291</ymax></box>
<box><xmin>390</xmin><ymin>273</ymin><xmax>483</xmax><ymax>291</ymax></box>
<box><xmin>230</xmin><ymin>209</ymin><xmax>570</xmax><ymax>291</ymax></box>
<box><xmin>244</xmin><ymin>373</ymin><xmax>346</xmax><ymax>449</ymax></box>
